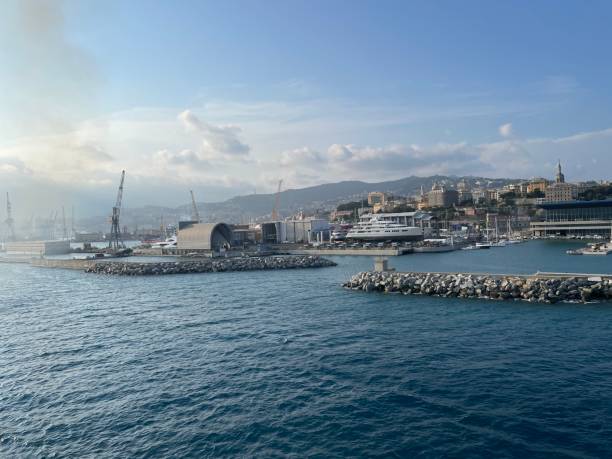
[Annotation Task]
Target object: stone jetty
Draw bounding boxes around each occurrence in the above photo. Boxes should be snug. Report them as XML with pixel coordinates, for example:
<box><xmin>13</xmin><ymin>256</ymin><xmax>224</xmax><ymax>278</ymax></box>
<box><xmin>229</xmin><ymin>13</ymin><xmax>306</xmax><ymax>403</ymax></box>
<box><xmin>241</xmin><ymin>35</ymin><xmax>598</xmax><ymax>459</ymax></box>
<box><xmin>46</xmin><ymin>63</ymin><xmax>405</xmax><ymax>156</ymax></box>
<box><xmin>85</xmin><ymin>255</ymin><xmax>336</xmax><ymax>276</ymax></box>
<box><xmin>344</xmin><ymin>271</ymin><xmax>612</xmax><ymax>303</ymax></box>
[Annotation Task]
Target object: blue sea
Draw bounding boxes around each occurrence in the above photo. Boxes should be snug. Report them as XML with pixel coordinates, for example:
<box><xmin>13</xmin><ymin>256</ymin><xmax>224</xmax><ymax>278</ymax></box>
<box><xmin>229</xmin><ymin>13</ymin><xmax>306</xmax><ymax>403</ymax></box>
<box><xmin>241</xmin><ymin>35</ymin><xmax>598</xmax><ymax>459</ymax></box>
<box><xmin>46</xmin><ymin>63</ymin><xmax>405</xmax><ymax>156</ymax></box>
<box><xmin>1</xmin><ymin>240</ymin><xmax>612</xmax><ymax>458</ymax></box>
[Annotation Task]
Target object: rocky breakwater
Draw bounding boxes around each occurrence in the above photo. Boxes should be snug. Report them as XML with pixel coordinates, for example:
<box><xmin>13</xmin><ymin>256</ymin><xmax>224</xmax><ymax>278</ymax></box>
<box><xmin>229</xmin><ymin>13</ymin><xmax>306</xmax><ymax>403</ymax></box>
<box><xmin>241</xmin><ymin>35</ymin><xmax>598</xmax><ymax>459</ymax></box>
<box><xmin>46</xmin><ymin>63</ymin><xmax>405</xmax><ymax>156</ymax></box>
<box><xmin>85</xmin><ymin>255</ymin><xmax>336</xmax><ymax>276</ymax></box>
<box><xmin>343</xmin><ymin>271</ymin><xmax>612</xmax><ymax>303</ymax></box>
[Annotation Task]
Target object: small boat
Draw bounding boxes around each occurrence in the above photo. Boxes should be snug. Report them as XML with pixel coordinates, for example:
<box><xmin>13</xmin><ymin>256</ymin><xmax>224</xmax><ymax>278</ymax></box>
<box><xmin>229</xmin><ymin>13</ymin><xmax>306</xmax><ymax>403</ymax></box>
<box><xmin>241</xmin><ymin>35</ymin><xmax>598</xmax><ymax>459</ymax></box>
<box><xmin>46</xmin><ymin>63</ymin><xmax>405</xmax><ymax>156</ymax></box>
<box><xmin>475</xmin><ymin>242</ymin><xmax>492</xmax><ymax>249</ymax></box>
<box><xmin>151</xmin><ymin>236</ymin><xmax>177</xmax><ymax>248</ymax></box>
<box><xmin>462</xmin><ymin>245</ymin><xmax>481</xmax><ymax>251</ymax></box>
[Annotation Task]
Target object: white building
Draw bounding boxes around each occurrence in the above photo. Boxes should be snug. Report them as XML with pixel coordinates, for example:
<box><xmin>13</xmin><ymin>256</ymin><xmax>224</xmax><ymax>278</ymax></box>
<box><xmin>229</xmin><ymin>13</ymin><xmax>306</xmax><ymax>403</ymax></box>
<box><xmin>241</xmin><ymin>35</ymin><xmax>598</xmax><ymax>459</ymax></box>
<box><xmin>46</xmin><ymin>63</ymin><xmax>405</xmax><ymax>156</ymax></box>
<box><xmin>262</xmin><ymin>219</ymin><xmax>330</xmax><ymax>244</ymax></box>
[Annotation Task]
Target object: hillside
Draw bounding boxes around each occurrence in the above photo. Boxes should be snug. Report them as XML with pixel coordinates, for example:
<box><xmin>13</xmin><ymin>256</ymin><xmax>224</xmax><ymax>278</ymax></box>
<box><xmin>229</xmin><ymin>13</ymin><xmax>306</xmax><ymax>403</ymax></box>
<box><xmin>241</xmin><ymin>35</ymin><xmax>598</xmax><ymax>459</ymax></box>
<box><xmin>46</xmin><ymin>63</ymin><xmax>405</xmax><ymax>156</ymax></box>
<box><xmin>80</xmin><ymin>175</ymin><xmax>523</xmax><ymax>230</ymax></box>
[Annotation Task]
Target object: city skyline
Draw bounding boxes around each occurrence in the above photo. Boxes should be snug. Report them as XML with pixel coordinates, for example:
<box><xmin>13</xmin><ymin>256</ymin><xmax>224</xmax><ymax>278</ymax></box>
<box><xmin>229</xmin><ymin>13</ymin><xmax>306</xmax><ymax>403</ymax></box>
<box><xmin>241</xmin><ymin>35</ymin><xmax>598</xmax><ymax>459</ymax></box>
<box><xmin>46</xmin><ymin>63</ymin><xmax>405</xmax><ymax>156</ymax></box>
<box><xmin>2</xmin><ymin>0</ymin><xmax>612</xmax><ymax>215</ymax></box>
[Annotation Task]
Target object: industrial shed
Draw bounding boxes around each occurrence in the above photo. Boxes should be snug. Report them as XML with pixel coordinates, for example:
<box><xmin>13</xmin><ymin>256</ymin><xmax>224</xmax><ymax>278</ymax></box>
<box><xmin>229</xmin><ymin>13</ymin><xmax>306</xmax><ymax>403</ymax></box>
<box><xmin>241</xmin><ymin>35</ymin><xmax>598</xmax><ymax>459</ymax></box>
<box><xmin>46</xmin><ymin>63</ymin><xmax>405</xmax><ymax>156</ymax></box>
<box><xmin>177</xmin><ymin>222</ymin><xmax>232</xmax><ymax>254</ymax></box>
<box><xmin>5</xmin><ymin>240</ymin><xmax>71</xmax><ymax>256</ymax></box>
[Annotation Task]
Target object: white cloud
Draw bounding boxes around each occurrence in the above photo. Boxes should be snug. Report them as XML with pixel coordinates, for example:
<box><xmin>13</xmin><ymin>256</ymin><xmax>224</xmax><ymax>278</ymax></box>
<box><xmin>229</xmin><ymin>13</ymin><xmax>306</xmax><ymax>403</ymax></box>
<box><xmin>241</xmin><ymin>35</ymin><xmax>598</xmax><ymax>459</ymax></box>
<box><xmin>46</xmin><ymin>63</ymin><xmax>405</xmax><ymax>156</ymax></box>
<box><xmin>280</xmin><ymin>147</ymin><xmax>325</xmax><ymax>167</ymax></box>
<box><xmin>178</xmin><ymin>110</ymin><xmax>250</xmax><ymax>160</ymax></box>
<box><xmin>499</xmin><ymin>122</ymin><xmax>513</xmax><ymax>138</ymax></box>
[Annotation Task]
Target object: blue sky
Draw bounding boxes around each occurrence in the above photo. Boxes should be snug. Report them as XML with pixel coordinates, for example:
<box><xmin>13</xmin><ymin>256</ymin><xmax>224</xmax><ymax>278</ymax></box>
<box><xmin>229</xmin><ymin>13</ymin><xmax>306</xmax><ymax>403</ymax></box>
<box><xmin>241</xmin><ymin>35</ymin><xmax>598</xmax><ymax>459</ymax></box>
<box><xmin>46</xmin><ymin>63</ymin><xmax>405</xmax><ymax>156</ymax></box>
<box><xmin>1</xmin><ymin>0</ymin><xmax>612</xmax><ymax>214</ymax></box>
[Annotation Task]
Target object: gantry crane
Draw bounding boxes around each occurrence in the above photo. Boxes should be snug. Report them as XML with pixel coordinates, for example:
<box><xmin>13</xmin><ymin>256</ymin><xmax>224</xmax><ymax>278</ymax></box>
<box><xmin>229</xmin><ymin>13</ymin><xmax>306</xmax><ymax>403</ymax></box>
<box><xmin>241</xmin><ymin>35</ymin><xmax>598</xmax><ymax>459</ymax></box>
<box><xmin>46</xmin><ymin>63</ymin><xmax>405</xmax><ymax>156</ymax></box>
<box><xmin>271</xmin><ymin>179</ymin><xmax>283</xmax><ymax>221</ymax></box>
<box><xmin>190</xmin><ymin>190</ymin><xmax>201</xmax><ymax>222</ymax></box>
<box><xmin>108</xmin><ymin>170</ymin><xmax>126</xmax><ymax>252</ymax></box>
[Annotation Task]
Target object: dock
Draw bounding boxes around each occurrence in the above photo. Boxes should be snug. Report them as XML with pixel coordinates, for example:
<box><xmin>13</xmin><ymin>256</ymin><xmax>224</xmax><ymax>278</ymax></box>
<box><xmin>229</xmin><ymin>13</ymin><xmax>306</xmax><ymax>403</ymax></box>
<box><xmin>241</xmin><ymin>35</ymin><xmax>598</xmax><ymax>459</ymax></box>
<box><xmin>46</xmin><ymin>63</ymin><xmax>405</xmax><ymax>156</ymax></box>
<box><xmin>288</xmin><ymin>247</ymin><xmax>413</xmax><ymax>256</ymax></box>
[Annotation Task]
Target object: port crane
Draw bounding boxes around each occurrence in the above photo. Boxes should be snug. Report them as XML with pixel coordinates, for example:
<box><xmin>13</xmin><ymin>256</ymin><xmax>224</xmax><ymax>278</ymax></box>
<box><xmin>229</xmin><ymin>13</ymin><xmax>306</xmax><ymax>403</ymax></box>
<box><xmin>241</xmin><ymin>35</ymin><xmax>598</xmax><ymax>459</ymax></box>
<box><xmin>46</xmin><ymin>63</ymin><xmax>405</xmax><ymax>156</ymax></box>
<box><xmin>190</xmin><ymin>190</ymin><xmax>201</xmax><ymax>222</ymax></box>
<box><xmin>108</xmin><ymin>170</ymin><xmax>126</xmax><ymax>252</ymax></box>
<box><xmin>271</xmin><ymin>179</ymin><xmax>283</xmax><ymax>221</ymax></box>
<box><xmin>5</xmin><ymin>192</ymin><xmax>15</xmax><ymax>241</ymax></box>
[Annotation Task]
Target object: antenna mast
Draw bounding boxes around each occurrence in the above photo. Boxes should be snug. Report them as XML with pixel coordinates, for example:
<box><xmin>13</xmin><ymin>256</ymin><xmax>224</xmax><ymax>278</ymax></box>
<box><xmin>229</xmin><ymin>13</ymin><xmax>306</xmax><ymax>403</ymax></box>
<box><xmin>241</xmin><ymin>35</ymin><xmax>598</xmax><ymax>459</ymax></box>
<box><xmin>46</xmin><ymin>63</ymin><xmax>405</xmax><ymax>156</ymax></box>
<box><xmin>190</xmin><ymin>190</ymin><xmax>201</xmax><ymax>222</ymax></box>
<box><xmin>109</xmin><ymin>170</ymin><xmax>126</xmax><ymax>251</ymax></box>
<box><xmin>5</xmin><ymin>192</ymin><xmax>15</xmax><ymax>241</ymax></box>
<box><xmin>271</xmin><ymin>179</ymin><xmax>283</xmax><ymax>221</ymax></box>
<box><xmin>61</xmin><ymin>206</ymin><xmax>67</xmax><ymax>240</ymax></box>
<box><xmin>71</xmin><ymin>206</ymin><xmax>75</xmax><ymax>241</ymax></box>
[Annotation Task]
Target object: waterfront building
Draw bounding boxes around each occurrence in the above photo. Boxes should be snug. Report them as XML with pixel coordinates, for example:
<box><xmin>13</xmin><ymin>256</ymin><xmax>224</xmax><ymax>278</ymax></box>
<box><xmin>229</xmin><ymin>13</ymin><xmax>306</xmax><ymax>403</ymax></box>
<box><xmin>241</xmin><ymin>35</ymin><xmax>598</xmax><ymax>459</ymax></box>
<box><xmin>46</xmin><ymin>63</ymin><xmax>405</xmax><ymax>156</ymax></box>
<box><xmin>176</xmin><ymin>222</ymin><xmax>232</xmax><ymax>254</ymax></box>
<box><xmin>230</xmin><ymin>224</ymin><xmax>261</xmax><ymax>246</ymax></box>
<box><xmin>5</xmin><ymin>240</ymin><xmax>71</xmax><ymax>256</ymax></box>
<box><xmin>261</xmin><ymin>219</ymin><xmax>329</xmax><ymax>244</ymax></box>
<box><xmin>74</xmin><ymin>232</ymin><xmax>105</xmax><ymax>243</ymax></box>
<box><xmin>530</xmin><ymin>199</ymin><xmax>612</xmax><ymax>237</ymax></box>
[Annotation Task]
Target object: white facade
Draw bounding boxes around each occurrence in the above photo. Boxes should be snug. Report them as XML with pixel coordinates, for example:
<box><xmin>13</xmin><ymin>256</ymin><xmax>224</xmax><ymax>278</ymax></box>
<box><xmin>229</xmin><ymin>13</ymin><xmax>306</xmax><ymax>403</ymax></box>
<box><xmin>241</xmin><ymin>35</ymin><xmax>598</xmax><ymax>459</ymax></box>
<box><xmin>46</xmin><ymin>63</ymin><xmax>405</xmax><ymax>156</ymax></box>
<box><xmin>280</xmin><ymin>219</ymin><xmax>329</xmax><ymax>243</ymax></box>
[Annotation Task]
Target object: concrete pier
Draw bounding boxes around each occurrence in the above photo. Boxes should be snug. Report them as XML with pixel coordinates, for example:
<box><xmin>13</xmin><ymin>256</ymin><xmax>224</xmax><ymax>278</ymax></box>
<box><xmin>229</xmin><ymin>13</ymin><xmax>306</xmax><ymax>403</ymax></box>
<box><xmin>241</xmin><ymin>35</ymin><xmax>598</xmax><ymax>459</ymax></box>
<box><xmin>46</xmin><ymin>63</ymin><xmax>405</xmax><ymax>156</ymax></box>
<box><xmin>289</xmin><ymin>247</ymin><xmax>413</xmax><ymax>256</ymax></box>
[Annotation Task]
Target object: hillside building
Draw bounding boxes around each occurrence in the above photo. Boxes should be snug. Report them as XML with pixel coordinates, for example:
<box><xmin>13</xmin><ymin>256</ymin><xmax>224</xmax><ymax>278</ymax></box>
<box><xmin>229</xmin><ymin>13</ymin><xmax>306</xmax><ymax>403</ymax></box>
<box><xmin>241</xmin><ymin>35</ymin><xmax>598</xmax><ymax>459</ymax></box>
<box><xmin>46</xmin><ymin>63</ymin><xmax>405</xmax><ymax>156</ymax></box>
<box><xmin>544</xmin><ymin>161</ymin><xmax>577</xmax><ymax>202</ymax></box>
<box><xmin>427</xmin><ymin>183</ymin><xmax>459</xmax><ymax>208</ymax></box>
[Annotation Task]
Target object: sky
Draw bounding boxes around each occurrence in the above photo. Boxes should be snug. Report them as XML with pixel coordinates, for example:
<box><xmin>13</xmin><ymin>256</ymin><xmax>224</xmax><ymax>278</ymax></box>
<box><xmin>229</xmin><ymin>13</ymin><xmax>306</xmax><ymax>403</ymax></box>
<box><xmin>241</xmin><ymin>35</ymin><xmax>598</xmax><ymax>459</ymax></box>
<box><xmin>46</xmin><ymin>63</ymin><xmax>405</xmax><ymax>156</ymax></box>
<box><xmin>1</xmin><ymin>0</ymin><xmax>612</xmax><ymax>216</ymax></box>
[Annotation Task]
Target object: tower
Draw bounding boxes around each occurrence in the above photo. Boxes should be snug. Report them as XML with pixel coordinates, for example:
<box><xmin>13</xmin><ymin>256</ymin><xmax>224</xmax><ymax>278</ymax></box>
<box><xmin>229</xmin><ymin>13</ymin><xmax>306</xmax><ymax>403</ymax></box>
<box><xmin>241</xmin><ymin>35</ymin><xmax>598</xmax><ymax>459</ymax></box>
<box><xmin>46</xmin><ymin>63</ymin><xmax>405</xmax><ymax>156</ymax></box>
<box><xmin>555</xmin><ymin>160</ymin><xmax>565</xmax><ymax>184</ymax></box>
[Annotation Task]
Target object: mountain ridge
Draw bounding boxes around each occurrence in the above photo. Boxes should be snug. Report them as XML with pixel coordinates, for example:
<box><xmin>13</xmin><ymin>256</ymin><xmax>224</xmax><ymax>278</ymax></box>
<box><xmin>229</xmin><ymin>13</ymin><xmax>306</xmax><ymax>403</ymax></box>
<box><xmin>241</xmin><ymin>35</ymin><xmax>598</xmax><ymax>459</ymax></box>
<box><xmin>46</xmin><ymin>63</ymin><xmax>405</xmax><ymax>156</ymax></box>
<box><xmin>80</xmin><ymin>175</ymin><xmax>524</xmax><ymax>230</ymax></box>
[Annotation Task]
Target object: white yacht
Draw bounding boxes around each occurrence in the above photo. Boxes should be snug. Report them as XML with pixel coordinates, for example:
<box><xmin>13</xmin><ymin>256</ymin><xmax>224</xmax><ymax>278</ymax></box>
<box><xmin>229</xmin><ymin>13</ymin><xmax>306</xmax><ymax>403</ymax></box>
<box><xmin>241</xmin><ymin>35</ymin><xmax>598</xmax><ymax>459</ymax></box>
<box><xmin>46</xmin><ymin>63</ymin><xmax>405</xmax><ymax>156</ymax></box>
<box><xmin>151</xmin><ymin>235</ymin><xmax>177</xmax><ymax>248</ymax></box>
<box><xmin>346</xmin><ymin>218</ymin><xmax>422</xmax><ymax>241</ymax></box>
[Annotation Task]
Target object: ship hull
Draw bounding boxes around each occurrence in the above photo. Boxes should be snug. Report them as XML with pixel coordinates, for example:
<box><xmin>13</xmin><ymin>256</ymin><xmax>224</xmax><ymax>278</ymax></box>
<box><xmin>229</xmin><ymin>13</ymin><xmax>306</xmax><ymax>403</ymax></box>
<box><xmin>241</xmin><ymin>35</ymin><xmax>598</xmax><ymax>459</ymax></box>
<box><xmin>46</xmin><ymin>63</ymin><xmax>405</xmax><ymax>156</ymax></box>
<box><xmin>346</xmin><ymin>231</ymin><xmax>423</xmax><ymax>242</ymax></box>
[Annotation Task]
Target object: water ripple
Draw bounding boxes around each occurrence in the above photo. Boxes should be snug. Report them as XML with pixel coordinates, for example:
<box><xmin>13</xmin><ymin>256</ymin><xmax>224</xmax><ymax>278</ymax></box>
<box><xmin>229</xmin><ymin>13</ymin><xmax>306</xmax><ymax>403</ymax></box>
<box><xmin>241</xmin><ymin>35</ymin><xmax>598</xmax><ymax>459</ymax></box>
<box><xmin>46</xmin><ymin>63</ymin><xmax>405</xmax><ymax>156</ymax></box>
<box><xmin>2</xmin><ymin>242</ymin><xmax>612</xmax><ymax>457</ymax></box>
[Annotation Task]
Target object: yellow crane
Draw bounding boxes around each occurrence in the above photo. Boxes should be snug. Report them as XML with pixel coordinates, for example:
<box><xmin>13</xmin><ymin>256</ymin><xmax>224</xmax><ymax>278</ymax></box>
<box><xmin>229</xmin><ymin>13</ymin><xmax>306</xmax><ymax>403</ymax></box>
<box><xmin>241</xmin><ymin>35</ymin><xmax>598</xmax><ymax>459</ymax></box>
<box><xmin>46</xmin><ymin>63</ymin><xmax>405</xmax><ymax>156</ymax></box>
<box><xmin>190</xmin><ymin>190</ymin><xmax>201</xmax><ymax>222</ymax></box>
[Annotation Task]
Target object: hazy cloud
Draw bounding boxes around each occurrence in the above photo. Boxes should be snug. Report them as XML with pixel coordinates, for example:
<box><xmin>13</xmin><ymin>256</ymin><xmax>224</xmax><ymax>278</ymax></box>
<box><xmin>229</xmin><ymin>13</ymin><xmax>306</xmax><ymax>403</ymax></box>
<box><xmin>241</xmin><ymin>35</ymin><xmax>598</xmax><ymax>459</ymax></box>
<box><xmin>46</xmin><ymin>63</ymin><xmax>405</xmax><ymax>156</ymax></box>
<box><xmin>178</xmin><ymin>110</ymin><xmax>250</xmax><ymax>160</ymax></box>
<box><xmin>499</xmin><ymin>122</ymin><xmax>513</xmax><ymax>138</ymax></box>
<box><xmin>154</xmin><ymin>149</ymin><xmax>209</xmax><ymax>170</ymax></box>
<box><xmin>0</xmin><ymin>0</ymin><xmax>101</xmax><ymax>139</ymax></box>
<box><xmin>280</xmin><ymin>147</ymin><xmax>325</xmax><ymax>167</ymax></box>
<box><xmin>541</xmin><ymin>75</ymin><xmax>580</xmax><ymax>95</ymax></box>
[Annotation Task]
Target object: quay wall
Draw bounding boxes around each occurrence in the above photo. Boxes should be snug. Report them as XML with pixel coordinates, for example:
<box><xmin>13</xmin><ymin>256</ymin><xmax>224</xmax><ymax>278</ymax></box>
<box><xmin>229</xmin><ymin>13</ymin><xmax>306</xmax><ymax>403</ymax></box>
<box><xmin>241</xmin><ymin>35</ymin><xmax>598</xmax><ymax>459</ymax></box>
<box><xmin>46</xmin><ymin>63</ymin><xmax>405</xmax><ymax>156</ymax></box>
<box><xmin>344</xmin><ymin>271</ymin><xmax>612</xmax><ymax>303</ymax></box>
<box><xmin>288</xmin><ymin>248</ymin><xmax>411</xmax><ymax>257</ymax></box>
<box><xmin>30</xmin><ymin>258</ymin><xmax>97</xmax><ymax>270</ymax></box>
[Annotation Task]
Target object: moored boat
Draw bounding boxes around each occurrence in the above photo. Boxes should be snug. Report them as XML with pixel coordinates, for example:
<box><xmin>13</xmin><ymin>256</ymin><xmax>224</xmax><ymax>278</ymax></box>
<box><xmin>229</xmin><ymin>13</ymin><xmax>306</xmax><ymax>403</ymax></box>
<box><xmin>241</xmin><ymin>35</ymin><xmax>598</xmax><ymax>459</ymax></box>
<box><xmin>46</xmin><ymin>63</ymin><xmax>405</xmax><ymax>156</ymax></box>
<box><xmin>346</xmin><ymin>218</ymin><xmax>423</xmax><ymax>242</ymax></box>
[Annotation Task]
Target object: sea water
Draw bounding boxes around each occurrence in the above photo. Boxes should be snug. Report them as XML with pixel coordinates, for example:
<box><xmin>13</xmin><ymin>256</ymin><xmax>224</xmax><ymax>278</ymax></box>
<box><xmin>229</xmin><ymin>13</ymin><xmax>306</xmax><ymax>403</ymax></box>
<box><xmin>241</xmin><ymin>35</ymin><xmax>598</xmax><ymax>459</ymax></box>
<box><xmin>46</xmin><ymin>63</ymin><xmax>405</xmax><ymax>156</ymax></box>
<box><xmin>1</xmin><ymin>240</ymin><xmax>611</xmax><ymax>457</ymax></box>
